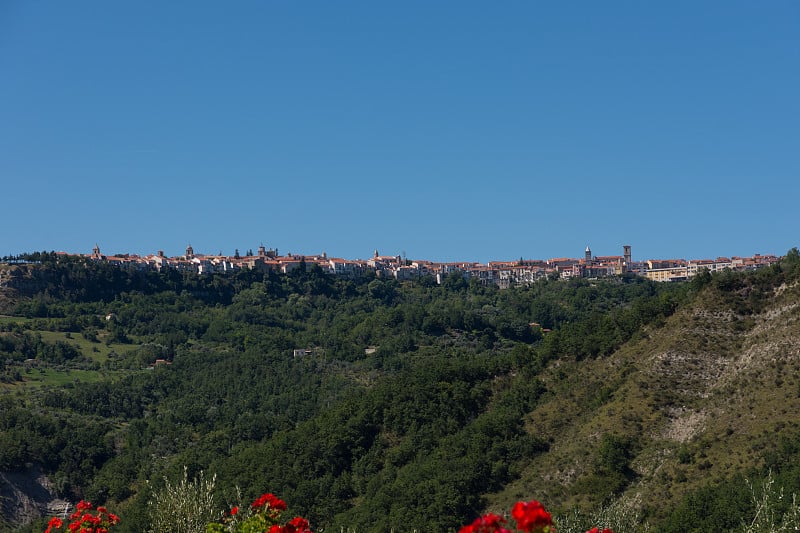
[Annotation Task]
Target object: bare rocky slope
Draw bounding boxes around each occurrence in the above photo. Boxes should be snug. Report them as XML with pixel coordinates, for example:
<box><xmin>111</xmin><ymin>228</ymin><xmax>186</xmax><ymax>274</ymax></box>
<box><xmin>0</xmin><ymin>466</ymin><xmax>69</xmax><ymax>532</ymax></box>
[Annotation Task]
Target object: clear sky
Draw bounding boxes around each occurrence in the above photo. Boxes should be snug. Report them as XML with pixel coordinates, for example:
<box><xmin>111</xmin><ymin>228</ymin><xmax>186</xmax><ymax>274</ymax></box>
<box><xmin>2</xmin><ymin>1</ymin><xmax>798</xmax><ymax>263</ymax></box>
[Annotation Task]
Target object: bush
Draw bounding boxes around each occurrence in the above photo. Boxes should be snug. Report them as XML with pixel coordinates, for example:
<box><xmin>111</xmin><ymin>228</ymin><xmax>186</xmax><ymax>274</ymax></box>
<box><xmin>147</xmin><ymin>467</ymin><xmax>218</xmax><ymax>533</ymax></box>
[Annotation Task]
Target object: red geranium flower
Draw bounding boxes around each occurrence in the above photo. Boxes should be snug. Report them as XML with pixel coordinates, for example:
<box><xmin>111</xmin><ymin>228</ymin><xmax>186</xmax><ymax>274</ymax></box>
<box><xmin>511</xmin><ymin>500</ymin><xmax>553</xmax><ymax>533</ymax></box>
<box><xmin>45</xmin><ymin>517</ymin><xmax>63</xmax><ymax>533</ymax></box>
<box><xmin>252</xmin><ymin>492</ymin><xmax>287</xmax><ymax>511</ymax></box>
<box><xmin>459</xmin><ymin>513</ymin><xmax>510</xmax><ymax>533</ymax></box>
<box><xmin>284</xmin><ymin>516</ymin><xmax>313</xmax><ymax>533</ymax></box>
<box><xmin>76</xmin><ymin>501</ymin><xmax>92</xmax><ymax>512</ymax></box>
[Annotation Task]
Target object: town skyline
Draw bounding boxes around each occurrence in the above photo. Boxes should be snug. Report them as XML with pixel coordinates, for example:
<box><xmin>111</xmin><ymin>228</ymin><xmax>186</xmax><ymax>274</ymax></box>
<box><xmin>5</xmin><ymin>242</ymin><xmax>781</xmax><ymax>286</ymax></box>
<box><xmin>5</xmin><ymin>240</ymin><xmax>788</xmax><ymax>266</ymax></box>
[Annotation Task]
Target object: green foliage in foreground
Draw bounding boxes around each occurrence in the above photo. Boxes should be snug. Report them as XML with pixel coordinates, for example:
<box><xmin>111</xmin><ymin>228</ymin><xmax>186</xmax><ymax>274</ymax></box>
<box><xmin>147</xmin><ymin>467</ymin><xmax>218</xmax><ymax>533</ymax></box>
<box><xmin>40</xmin><ymin>467</ymin><xmax>800</xmax><ymax>533</ymax></box>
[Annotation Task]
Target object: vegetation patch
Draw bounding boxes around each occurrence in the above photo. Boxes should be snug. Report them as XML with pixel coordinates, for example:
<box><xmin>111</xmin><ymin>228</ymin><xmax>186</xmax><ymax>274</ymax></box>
<box><xmin>4</xmin><ymin>250</ymin><xmax>800</xmax><ymax>531</ymax></box>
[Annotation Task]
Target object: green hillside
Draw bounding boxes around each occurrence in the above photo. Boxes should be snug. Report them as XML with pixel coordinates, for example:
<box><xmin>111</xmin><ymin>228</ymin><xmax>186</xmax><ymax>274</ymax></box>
<box><xmin>490</xmin><ymin>252</ymin><xmax>800</xmax><ymax>527</ymax></box>
<box><xmin>2</xmin><ymin>251</ymin><xmax>800</xmax><ymax>532</ymax></box>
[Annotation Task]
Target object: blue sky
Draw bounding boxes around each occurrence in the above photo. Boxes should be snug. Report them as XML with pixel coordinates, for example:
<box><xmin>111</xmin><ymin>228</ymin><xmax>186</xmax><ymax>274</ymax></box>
<box><xmin>2</xmin><ymin>2</ymin><xmax>798</xmax><ymax>263</ymax></box>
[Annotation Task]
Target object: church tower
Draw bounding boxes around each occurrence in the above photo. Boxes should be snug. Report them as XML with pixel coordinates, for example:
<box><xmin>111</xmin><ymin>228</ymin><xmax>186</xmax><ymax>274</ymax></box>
<box><xmin>186</xmin><ymin>244</ymin><xmax>194</xmax><ymax>258</ymax></box>
<box><xmin>585</xmin><ymin>246</ymin><xmax>592</xmax><ymax>263</ymax></box>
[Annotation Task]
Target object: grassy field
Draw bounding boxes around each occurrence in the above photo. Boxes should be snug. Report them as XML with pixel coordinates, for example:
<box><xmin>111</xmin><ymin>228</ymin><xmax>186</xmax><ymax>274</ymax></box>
<box><xmin>0</xmin><ymin>315</ymin><xmax>31</xmax><ymax>325</ymax></box>
<box><xmin>16</xmin><ymin>366</ymin><xmax>114</xmax><ymax>388</ymax></box>
<box><xmin>34</xmin><ymin>330</ymin><xmax>140</xmax><ymax>363</ymax></box>
<box><xmin>1</xmin><ymin>315</ymin><xmax>145</xmax><ymax>391</ymax></box>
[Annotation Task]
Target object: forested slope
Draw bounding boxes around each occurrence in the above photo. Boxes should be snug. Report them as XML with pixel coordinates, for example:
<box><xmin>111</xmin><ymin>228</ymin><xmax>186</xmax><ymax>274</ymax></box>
<box><xmin>488</xmin><ymin>250</ymin><xmax>800</xmax><ymax>530</ymax></box>
<box><xmin>2</xmin><ymin>251</ymin><xmax>800</xmax><ymax>531</ymax></box>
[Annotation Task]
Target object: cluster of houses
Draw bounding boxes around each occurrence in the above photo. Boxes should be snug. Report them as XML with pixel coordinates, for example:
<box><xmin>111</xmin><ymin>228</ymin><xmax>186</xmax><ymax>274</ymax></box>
<box><xmin>83</xmin><ymin>243</ymin><xmax>781</xmax><ymax>287</ymax></box>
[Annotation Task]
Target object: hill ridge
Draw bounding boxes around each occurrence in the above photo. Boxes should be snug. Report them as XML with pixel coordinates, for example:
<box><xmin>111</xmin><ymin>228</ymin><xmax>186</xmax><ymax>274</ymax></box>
<box><xmin>490</xmin><ymin>270</ymin><xmax>800</xmax><ymax>526</ymax></box>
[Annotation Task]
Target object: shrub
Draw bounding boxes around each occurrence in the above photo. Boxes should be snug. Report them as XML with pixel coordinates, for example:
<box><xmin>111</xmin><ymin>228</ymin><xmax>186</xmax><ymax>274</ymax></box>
<box><xmin>147</xmin><ymin>467</ymin><xmax>218</xmax><ymax>533</ymax></box>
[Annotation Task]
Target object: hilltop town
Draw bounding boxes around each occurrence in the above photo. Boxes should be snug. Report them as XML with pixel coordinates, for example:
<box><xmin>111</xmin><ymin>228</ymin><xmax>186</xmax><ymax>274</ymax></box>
<box><xmin>11</xmin><ymin>243</ymin><xmax>779</xmax><ymax>288</ymax></box>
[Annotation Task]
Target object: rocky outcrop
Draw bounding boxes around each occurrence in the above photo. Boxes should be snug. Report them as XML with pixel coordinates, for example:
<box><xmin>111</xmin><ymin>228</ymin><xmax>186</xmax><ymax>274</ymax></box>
<box><xmin>0</xmin><ymin>466</ymin><xmax>69</xmax><ymax>531</ymax></box>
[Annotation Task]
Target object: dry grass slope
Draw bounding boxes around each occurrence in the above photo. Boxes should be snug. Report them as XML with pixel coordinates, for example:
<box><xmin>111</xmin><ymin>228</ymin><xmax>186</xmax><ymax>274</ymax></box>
<box><xmin>487</xmin><ymin>278</ymin><xmax>800</xmax><ymax>526</ymax></box>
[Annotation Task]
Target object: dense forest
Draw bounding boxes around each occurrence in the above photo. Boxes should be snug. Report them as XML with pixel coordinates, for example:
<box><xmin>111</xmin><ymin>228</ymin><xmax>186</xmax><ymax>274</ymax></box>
<box><xmin>2</xmin><ymin>250</ymin><xmax>800</xmax><ymax>532</ymax></box>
